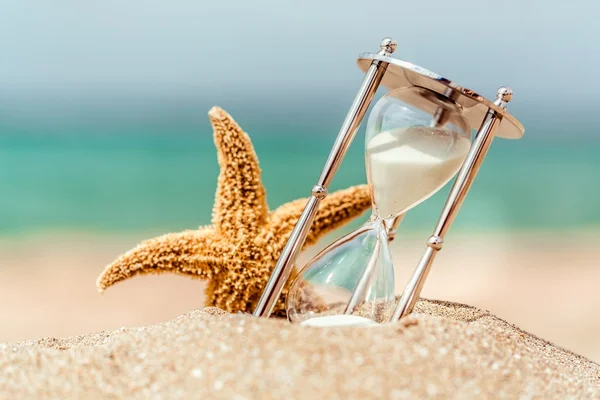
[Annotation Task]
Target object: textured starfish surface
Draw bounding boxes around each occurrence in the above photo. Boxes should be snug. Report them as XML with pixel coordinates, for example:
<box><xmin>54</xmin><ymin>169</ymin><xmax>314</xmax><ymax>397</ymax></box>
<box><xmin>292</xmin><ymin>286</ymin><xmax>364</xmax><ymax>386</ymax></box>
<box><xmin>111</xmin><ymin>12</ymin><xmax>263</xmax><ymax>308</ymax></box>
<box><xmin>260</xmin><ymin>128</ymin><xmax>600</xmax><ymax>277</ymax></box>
<box><xmin>96</xmin><ymin>107</ymin><xmax>372</xmax><ymax>316</ymax></box>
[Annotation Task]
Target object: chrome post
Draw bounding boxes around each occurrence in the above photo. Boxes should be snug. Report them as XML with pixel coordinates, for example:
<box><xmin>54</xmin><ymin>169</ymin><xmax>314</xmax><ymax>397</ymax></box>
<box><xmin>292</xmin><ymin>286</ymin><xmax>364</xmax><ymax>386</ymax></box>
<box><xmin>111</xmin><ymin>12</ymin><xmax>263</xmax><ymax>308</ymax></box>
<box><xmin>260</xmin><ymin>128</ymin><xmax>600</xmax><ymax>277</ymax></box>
<box><xmin>253</xmin><ymin>38</ymin><xmax>397</xmax><ymax>318</ymax></box>
<box><xmin>390</xmin><ymin>87</ymin><xmax>513</xmax><ymax>322</ymax></box>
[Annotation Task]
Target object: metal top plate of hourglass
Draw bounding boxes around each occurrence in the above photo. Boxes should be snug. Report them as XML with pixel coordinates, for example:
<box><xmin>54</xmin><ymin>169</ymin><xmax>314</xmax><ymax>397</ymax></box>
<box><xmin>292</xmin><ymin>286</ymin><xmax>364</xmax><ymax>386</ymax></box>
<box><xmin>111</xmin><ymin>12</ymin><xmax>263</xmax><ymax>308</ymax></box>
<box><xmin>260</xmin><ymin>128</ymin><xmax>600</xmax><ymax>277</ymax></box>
<box><xmin>357</xmin><ymin>53</ymin><xmax>525</xmax><ymax>139</ymax></box>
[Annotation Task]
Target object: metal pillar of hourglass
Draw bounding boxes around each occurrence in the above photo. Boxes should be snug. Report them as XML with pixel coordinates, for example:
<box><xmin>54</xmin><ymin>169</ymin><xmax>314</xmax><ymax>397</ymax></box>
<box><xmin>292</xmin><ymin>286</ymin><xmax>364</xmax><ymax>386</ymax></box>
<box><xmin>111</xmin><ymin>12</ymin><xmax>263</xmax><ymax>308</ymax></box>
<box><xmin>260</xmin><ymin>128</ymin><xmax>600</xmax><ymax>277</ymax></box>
<box><xmin>389</xmin><ymin>86</ymin><xmax>524</xmax><ymax>322</ymax></box>
<box><xmin>253</xmin><ymin>37</ymin><xmax>525</xmax><ymax>320</ymax></box>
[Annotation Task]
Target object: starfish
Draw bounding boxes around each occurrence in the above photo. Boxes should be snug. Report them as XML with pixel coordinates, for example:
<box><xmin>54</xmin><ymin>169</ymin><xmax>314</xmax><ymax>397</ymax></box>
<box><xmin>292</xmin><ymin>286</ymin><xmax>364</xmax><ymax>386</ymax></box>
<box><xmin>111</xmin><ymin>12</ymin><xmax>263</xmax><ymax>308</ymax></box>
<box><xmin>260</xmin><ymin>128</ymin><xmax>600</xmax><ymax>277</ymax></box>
<box><xmin>96</xmin><ymin>106</ymin><xmax>372</xmax><ymax>316</ymax></box>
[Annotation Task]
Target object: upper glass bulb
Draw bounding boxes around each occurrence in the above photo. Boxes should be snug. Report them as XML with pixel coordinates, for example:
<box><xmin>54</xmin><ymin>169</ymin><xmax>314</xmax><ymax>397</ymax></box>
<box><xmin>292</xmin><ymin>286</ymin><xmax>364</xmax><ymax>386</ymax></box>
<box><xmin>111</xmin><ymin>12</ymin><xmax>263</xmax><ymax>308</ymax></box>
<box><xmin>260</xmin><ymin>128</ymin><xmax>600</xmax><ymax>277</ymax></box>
<box><xmin>365</xmin><ymin>86</ymin><xmax>472</xmax><ymax>219</ymax></box>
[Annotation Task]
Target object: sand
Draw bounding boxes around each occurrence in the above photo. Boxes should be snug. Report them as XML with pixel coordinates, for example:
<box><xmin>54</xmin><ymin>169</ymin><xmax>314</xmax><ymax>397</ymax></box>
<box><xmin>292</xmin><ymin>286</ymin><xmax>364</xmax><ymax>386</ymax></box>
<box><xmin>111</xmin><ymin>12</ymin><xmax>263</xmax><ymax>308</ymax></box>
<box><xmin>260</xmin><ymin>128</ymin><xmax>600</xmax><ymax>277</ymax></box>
<box><xmin>366</xmin><ymin>126</ymin><xmax>470</xmax><ymax>218</ymax></box>
<box><xmin>1</xmin><ymin>299</ymin><xmax>599</xmax><ymax>399</ymax></box>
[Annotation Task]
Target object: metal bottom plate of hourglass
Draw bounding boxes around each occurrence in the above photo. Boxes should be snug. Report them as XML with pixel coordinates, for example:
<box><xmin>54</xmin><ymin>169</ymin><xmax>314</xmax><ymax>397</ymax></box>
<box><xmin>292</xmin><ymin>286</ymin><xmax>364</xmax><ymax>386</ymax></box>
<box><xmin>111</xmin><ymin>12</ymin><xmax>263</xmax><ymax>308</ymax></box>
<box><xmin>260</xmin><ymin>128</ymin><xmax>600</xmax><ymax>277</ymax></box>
<box><xmin>357</xmin><ymin>53</ymin><xmax>525</xmax><ymax>140</ymax></box>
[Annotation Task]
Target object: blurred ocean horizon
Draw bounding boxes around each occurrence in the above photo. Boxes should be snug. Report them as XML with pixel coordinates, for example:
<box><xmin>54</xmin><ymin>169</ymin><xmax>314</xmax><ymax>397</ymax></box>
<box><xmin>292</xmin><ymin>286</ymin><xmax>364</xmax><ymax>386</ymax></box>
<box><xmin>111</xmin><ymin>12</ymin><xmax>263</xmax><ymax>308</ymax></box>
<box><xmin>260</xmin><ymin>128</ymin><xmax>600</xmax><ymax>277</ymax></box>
<box><xmin>0</xmin><ymin>91</ymin><xmax>598</xmax><ymax>237</ymax></box>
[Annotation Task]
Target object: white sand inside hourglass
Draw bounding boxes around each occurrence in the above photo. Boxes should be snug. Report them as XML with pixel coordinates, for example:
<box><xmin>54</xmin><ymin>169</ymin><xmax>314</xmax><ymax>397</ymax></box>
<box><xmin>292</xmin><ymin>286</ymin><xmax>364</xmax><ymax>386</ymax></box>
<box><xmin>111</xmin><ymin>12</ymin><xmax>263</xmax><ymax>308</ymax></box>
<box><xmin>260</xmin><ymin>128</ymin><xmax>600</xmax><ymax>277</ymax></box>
<box><xmin>300</xmin><ymin>315</ymin><xmax>380</xmax><ymax>328</ymax></box>
<box><xmin>366</xmin><ymin>126</ymin><xmax>471</xmax><ymax>219</ymax></box>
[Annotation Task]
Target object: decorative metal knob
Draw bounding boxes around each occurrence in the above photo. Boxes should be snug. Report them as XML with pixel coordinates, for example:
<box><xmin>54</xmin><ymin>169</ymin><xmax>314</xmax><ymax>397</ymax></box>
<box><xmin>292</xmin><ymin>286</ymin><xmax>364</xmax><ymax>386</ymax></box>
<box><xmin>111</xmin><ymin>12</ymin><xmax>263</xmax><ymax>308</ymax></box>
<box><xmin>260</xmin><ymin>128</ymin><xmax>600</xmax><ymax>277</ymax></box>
<box><xmin>496</xmin><ymin>86</ymin><xmax>513</xmax><ymax>103</ymax></box>
<box><xmin>379</xmin><ymin>37</ymin><xmax>397</xmax><ymax>56</ymax></box>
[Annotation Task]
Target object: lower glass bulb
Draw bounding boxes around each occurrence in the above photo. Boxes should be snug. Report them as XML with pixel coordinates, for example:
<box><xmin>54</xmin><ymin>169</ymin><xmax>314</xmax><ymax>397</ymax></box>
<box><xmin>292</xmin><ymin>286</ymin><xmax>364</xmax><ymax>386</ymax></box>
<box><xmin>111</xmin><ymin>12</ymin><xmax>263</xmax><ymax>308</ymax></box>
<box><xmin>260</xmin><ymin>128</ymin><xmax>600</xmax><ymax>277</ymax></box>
<box><xmin>286</xmin><ymin>220</ymin><xmax>395</xmax><ymax>325</ymax></box>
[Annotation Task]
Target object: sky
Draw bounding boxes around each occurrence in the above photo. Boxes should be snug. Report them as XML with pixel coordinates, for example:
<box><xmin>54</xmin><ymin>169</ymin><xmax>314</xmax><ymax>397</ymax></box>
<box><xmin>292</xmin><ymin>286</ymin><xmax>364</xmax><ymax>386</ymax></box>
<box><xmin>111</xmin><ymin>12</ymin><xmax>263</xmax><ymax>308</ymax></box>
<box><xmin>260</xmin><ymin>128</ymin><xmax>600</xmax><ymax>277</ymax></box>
<box><xmin>0</xmin><ymin>1</ymin><xmax>597</xmax><ymax>132</ymax></box>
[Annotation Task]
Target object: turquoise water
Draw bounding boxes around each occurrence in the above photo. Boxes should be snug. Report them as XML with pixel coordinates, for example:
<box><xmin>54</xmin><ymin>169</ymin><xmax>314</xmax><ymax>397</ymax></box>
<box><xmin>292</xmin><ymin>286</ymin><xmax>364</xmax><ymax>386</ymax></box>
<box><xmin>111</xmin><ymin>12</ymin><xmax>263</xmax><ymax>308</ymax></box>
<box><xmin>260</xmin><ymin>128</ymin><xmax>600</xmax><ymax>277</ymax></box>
<box><xmin>0</xmin><ymin>98</ymin><xmax>598</xmax><ymax>235</ymax></box>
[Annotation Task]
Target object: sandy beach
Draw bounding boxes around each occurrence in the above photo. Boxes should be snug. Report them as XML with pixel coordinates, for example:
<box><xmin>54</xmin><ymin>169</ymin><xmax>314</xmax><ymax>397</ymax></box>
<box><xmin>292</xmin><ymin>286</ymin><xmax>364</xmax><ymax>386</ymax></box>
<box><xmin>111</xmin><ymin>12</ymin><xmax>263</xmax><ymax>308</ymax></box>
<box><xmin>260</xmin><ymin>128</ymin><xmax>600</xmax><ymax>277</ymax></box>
<box><xmin>1</xmin><ymin>300</ymin><xmax>599</xmax><ymax>398</ymax></box>
<box><xmin>1</xmin><ymin>229</ymin><xmax>599</xmax><ymax>364</ymax></box>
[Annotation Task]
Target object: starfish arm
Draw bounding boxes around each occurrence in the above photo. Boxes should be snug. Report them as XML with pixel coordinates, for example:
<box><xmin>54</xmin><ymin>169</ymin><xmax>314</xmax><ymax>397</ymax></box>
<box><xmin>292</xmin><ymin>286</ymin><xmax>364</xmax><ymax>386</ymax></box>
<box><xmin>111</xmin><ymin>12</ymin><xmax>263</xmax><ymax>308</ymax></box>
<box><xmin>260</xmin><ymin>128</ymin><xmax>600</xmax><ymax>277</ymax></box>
<box><xmin>96</xmin><ymin>227</ymin><xmax>224</xmax><ymax>292</ymax></box>
<box><xmin>208</xmin><ymin>106</ymin><xmax>269</xmax><ymax>237</ymax></box>
<box><xmin>206</xmin><ymin>267</ymin><xmax>264</xmax><ymax>313</ymax></box>
<box><xmin>267</xmin><ymin>184</ymin><xmax>372</xmax><ymax>253</ymax></box>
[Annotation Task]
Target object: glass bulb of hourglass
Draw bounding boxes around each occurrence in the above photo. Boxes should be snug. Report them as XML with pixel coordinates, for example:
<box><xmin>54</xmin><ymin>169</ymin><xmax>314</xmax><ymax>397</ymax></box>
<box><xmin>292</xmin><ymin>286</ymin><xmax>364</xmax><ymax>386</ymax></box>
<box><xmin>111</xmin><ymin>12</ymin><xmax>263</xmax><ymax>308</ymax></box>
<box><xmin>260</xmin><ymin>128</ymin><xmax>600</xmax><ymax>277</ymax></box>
<box><xmin>286</xmin><ymin>87</ymin><xmax>472</xmax><ymax>327</ymax></box>
<box><xmin>286</xmin><ymin>220</ymin><xmax>395</xmax><ymax>325</ymax></box>
<box><xmin>367</xmin><ymin>87</ymin><xmax>472</xmax><ymax>219</ymax></box>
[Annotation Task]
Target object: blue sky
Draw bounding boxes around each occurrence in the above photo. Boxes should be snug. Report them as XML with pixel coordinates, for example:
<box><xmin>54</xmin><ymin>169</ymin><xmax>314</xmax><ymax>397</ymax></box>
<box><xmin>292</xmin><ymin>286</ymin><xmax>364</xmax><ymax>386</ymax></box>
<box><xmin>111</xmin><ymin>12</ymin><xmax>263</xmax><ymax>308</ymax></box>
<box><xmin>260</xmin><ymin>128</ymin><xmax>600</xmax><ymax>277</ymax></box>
<box><xmin>0</xmin><ymin>1</ymin><xmax>597</xmax><ymax>133</ymax></box>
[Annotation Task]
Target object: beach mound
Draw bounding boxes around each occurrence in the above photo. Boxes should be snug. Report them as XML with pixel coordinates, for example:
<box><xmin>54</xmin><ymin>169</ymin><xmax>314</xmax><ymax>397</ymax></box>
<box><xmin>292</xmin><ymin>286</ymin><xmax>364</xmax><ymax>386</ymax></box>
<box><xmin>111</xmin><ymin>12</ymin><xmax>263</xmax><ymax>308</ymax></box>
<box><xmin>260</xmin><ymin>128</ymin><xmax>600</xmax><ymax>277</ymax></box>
<box><xmin>1</xmin><ymin>299</ymin><xmax>599</xmax><ymax>399</ymax></box>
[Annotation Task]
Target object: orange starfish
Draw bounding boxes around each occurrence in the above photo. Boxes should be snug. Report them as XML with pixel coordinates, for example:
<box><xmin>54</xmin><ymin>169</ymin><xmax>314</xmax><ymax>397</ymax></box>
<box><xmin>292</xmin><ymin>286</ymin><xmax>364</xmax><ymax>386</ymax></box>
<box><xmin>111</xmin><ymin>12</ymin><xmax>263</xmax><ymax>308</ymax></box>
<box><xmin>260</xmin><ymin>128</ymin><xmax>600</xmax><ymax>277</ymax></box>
<box><xmin>96</xmin><ymin>107</ymin><xmax>371</xmax><ymax>315</ymax></box>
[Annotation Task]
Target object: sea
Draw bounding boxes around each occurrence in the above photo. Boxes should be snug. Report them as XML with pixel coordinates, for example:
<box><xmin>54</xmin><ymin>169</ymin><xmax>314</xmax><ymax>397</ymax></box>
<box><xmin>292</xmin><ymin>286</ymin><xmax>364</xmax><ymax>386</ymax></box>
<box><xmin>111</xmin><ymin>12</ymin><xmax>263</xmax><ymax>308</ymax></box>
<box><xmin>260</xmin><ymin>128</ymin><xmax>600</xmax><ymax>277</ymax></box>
<box><xmin>0</xmin><ymin>92</ymin><xmax>598</xmax><ymax>237</ymax></box>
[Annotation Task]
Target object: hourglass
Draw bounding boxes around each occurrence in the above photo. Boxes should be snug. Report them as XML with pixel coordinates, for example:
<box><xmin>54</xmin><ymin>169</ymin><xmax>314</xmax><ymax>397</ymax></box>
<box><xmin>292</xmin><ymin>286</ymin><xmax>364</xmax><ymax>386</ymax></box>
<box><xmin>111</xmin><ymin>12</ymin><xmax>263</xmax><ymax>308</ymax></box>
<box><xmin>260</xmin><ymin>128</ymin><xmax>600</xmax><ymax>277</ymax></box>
<box><xmin>253</xmin><ymin>38</ymin><xmax>525</xmax><ymax>324</ymax></box>
<box><xmin>286</xmin><ymin>86</ymin><xmax>472</xmax><ymax>326</ymax></box>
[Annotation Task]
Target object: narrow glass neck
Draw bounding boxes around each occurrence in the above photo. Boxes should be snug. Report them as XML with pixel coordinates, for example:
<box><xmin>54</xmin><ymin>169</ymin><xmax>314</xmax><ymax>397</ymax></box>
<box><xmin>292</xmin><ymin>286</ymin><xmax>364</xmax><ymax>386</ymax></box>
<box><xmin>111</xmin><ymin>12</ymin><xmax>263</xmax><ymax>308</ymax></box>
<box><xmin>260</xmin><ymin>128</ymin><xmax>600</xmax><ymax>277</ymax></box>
<box><xmin>364</xmin><ymin>212</ymin><xmax>403</xmax><ymax>242</ymax></box>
